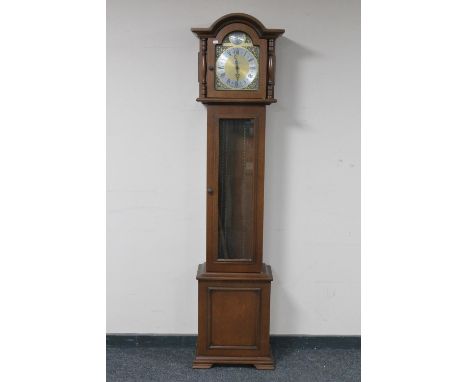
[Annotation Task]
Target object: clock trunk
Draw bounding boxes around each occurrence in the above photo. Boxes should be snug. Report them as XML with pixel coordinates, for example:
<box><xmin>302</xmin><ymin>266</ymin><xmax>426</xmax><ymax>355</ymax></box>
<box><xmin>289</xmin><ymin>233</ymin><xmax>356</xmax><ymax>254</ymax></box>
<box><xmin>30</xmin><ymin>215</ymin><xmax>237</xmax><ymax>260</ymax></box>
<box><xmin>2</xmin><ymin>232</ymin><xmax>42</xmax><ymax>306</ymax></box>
<box><xmin>206</xmin><ymin>105</ymin><xmax>265</xmax><ymax>273</ymax></box>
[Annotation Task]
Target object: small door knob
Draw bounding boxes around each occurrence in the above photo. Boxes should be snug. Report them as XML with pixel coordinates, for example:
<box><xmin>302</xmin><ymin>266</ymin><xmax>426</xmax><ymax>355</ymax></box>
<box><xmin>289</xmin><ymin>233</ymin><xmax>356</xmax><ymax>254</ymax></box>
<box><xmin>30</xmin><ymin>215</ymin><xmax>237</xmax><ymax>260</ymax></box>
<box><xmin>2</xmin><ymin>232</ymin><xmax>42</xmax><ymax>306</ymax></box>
<box><xmin>207</xmin><ymin>187</ymin><xmax>213</xmax><ymax>194</ymax></box>
<box><xmin>208</xmin><ymin>65</ymin><xmax>214</xmax><ymax>71</ymax></box>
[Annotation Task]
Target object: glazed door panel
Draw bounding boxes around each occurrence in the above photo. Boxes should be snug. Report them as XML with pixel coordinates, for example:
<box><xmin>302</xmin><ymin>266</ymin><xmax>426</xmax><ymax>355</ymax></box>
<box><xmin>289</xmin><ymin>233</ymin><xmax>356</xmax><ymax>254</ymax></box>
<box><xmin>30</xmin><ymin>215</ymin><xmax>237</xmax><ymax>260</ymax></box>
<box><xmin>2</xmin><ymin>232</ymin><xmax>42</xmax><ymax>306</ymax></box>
<box><xmin>206</xmin><ymin>105</ymin><xmax>265</xmax><ymax>273</ymax></box>
<box><xmin>218</xmin><ymin>118</ymin><xmax>255</xmax><ymax>261</ymax></box>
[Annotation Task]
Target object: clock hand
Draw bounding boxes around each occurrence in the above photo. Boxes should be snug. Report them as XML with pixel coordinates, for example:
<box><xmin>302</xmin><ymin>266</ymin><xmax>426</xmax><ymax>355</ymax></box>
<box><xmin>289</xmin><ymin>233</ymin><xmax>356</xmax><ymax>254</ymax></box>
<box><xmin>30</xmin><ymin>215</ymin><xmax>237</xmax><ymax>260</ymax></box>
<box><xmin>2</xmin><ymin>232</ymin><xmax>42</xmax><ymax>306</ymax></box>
<box><xmin>234</xmin><ymin>55</ymin><xmax>240</xmax><ymax>81</ymax></box>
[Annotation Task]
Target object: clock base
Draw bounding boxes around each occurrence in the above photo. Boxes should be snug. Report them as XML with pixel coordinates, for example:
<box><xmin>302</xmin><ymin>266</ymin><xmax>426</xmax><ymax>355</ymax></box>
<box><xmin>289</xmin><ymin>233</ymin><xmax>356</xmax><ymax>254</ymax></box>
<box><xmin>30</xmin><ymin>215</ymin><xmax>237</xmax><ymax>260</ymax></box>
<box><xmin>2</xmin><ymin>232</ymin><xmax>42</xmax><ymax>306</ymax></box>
<box><xmin>193</xmin><ymin>262</ymin><xmax>274</xmax><ymax>370</ymax></box>
<box><xmin>192</xmin><ymin>353</ymin><xmax>275</xmax><ymax>370</ymax></box>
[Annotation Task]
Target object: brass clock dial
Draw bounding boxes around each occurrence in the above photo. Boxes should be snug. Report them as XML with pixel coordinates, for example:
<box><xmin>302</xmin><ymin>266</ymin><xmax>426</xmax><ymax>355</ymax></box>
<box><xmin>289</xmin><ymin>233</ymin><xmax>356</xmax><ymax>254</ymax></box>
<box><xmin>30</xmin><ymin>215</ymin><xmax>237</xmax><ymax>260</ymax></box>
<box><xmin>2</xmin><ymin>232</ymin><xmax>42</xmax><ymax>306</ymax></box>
<box><xmin>215</xmin><ymin>32</ymin><xmax>259</xmax><ymax>91</ymax></box>
<box><xmin>216</xmin><ymin>47</ymin><xmax>258</xmax><ymax>90</ymax></box>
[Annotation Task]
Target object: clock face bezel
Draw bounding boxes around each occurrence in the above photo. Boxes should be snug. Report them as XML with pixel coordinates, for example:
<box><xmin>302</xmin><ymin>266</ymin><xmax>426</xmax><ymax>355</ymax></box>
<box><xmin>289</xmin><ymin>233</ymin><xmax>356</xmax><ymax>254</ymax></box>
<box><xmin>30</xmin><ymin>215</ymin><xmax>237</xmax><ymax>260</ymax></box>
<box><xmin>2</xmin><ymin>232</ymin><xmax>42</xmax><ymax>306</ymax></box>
<box><xmin>205</xmin><ymin>23</ymin><xmax>267</xmax><ymax>100</ymax></box>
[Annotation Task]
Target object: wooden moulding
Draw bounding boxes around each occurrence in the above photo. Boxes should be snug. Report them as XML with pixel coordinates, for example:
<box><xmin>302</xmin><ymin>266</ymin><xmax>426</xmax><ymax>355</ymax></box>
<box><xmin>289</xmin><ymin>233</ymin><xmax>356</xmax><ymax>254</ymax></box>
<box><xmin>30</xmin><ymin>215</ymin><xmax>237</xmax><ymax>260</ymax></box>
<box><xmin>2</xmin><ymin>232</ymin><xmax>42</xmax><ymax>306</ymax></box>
<box><xmin>191</xmin><ymin>13</ymin><xmax>284</xmax><ymax>40</ymax></box>
<box><xmin>196</xmin><ymin>262</ymin><xmax>273</xmax><ymax>282</ymax></box>
<box><xmin>196</xmin><ymin>97</ymin><xmax>277</xmax><ymax>105</ymax></box>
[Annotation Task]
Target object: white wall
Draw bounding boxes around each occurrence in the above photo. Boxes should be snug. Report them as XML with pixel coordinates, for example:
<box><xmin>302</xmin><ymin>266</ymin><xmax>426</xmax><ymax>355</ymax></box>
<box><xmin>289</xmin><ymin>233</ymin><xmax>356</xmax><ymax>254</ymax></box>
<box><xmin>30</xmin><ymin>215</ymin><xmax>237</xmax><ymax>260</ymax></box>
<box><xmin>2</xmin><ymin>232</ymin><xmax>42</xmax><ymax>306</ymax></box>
<box><xmin>107</xmin><ymin>0</ymin><xmax>360</xmax><ymax>335</ymax></box>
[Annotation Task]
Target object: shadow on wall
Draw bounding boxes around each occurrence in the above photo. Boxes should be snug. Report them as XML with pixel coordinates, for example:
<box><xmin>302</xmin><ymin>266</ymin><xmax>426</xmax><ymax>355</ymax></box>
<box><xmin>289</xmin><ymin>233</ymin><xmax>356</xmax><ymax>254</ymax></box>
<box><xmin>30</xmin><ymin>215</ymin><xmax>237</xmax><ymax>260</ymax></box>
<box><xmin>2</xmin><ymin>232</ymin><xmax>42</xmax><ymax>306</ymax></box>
<box><xmin>265</xmin><ymin>37</ymin><xmax>318</xmax><ymax>333</ymax></box>
<box><xmin>274</xmin><ymin>37</ymin><xmax>319</xmax><ymax>127</ymax></box>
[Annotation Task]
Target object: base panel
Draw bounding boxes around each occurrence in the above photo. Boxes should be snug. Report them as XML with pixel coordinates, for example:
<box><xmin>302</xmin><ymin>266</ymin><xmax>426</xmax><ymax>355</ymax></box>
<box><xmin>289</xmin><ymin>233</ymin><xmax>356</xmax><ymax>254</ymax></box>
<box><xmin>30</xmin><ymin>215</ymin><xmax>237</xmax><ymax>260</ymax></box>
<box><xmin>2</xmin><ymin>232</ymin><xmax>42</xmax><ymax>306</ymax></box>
<box><xmin>192</xmin><ymin>353</ymin><xmax>275</xmax><ymax>370</ymax></box>
<box><xmin>194</xmin><ymin>262</ymin><xmax>274</xmax><ymax>370</ymax></box>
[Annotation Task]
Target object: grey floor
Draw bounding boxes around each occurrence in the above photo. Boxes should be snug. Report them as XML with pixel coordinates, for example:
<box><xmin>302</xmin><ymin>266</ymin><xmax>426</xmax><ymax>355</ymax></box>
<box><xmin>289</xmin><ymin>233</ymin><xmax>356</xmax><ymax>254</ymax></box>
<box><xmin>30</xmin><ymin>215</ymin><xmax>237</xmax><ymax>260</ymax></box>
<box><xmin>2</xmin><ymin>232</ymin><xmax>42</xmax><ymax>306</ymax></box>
<box><xmin>107</xmin><ymin>339</ymin><xmax>360</xmax><ymax>382</ymax></box>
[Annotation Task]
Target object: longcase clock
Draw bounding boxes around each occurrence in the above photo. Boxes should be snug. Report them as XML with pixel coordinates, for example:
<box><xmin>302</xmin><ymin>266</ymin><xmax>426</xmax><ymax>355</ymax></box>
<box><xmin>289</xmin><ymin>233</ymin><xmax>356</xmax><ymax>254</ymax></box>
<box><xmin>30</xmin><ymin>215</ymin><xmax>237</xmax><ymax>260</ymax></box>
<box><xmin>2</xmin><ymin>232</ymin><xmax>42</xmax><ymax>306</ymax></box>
<box><xmin>191</xmin><ymin>13</ymin><xmax>284</xmax><ymax>370</ymax></box>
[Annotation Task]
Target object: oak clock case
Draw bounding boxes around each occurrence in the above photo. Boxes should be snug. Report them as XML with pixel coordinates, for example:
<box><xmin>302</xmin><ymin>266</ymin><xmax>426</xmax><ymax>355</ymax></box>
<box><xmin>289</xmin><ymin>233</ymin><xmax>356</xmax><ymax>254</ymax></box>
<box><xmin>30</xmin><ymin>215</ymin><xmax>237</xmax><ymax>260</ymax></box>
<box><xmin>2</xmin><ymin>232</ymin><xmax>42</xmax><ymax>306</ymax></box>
<box><xmin>191</xmin><ymin>14</ymin><xmax>284</xmax><ymax>370</ymax></box>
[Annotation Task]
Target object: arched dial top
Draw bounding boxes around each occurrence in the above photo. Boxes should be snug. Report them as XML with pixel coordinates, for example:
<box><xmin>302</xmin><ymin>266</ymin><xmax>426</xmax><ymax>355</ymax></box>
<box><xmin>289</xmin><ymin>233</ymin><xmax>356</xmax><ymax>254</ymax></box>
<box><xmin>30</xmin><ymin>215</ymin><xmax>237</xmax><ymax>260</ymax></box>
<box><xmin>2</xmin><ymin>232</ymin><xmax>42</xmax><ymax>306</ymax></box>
<box><xmin>215</xmin><ymin>32</ymin><xmax>259</xmax><ymax>91</ymax></box>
